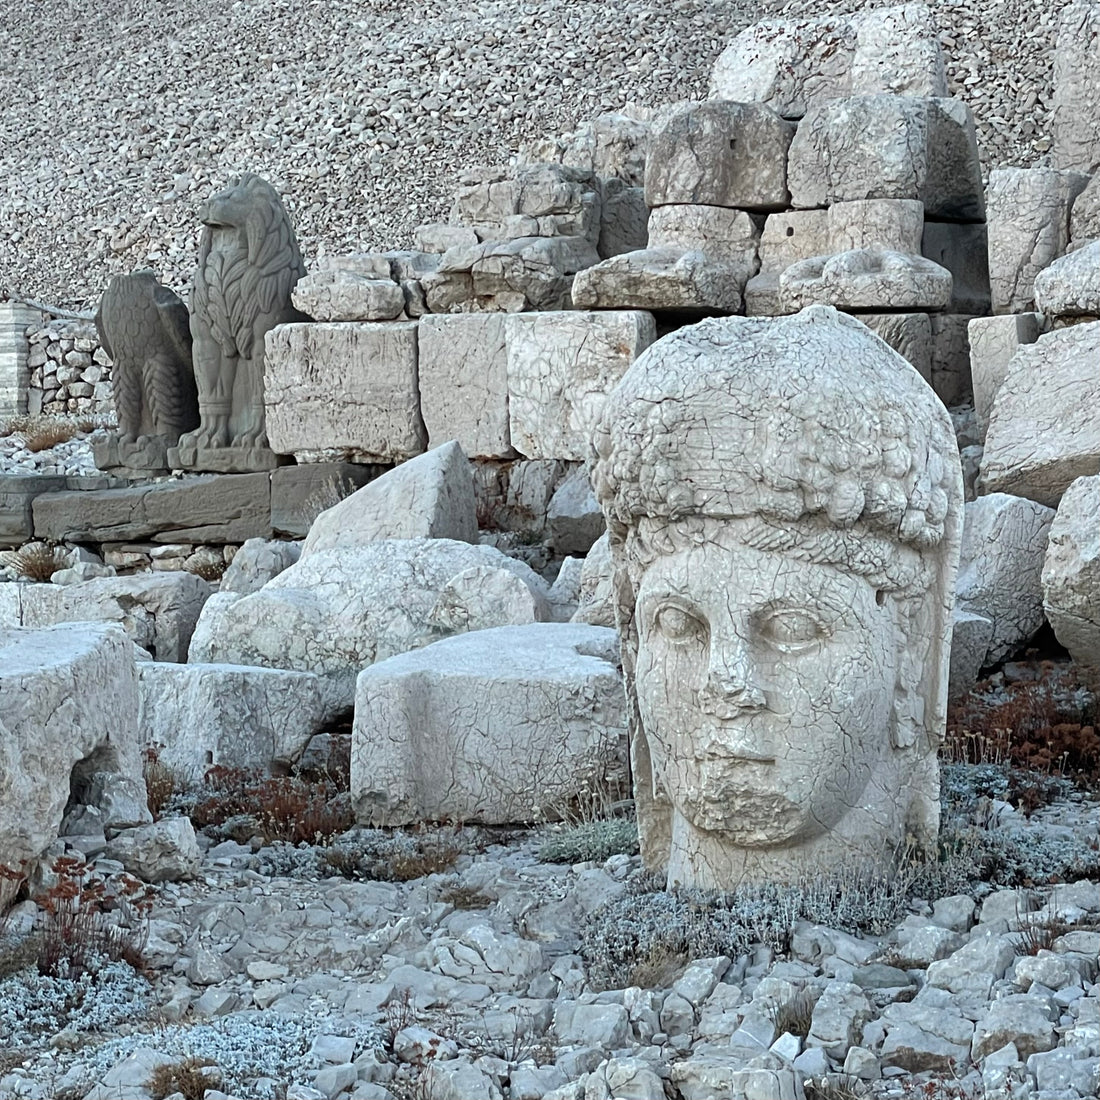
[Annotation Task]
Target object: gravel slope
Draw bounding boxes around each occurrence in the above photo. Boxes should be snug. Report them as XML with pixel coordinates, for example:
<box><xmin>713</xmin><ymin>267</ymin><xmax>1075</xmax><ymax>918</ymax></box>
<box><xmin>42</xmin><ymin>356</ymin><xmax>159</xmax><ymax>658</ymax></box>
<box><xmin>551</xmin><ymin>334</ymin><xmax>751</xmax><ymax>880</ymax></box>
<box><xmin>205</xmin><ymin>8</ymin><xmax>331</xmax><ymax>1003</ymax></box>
<box><xmin>0</xmin><ymin>0</ymin><xmax>1060</xmax><ymax>309</ymax></box>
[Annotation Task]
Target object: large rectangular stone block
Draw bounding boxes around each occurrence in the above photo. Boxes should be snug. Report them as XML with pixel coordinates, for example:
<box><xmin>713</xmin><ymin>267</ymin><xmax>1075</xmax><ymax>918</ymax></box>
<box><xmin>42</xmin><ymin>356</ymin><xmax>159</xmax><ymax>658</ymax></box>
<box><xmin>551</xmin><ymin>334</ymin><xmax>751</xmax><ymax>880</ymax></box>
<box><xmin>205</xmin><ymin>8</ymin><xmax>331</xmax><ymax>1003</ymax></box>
<box><xmin>922</xmin><ymin>221</ymin><xmax>991</xmax><ymax>315</ymax></box>
<box><xmin>418</xmin><ymin>314</ymin><xmax>513</xmax><ymax>458</ymax></box>
<box><xmin>0</xmin><ymin>474</ymin><xmax>67</xmax><ymax>547</ymax></box>
<box><xmin>265</xmin><ymin>322</ymin><xmax>426</xmax><ymax>463</ymax></box>
<box><xmin>758</xmin><ymin>210</ymin><xmax>830</xmax><ymax>274</ymax></box>
<box><xmin>788</xmin><ymin>95</ymin><xmax>984</xmax><ymax>221</ymax></box>
<box><xmin>986</xmin><ymin>168</ymin><xmax>1090</xmax><ymax>314</ymax></box>
<box><xmin>930</xmin><ymin>313</ymin><xmax>977</xmax><ymax>406</ymax></box>
<box><xmin>506</xmin><ymin>311</ymin><xmax>656</xmax><ymax>461</ymax></box>
<box><xmin>968</xmin><ymin>313</ymin><xmax>1044</xmax><ymax>442</ymax></box>
<box><xmin>270</xmin><ymin>462</ymin><xmax>380</xmax><ymax>538</ymax></box>
<box><xmin>32</xmin><ymin>473</ymin><xmax>271</xmax><ymax>544</ymax></box>
<box><xmin>1053</xmin><ymin>3</ymin><xmax>1100</xmax><ymax>174</ymax></box>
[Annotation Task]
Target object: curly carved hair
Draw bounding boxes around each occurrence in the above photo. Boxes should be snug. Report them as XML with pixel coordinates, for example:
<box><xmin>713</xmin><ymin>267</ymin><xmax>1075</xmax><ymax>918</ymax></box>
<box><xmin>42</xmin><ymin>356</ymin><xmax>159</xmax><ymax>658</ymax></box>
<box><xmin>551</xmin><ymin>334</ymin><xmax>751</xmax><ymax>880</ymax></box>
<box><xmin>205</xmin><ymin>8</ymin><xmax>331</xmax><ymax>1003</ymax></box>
<box><xmin>590</xmin><ymin>307</ymin><xmax>961</xmax><ymax>567</ymax></box>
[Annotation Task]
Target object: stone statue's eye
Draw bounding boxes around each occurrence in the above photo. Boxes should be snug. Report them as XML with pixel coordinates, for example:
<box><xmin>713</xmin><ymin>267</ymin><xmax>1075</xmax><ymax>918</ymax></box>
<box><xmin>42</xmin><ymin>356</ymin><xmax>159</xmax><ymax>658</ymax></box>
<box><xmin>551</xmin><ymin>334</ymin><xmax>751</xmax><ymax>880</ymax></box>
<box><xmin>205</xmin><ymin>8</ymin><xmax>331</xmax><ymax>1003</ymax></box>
<box><xmin>760</xmin><ymin>610</ymin><xmax>825</xmax><ymax>650</ymax></box>
<box><xmin>654</xmin><ymin>604</ymin><xmax>706</xmax><ymax>643</ymax></box>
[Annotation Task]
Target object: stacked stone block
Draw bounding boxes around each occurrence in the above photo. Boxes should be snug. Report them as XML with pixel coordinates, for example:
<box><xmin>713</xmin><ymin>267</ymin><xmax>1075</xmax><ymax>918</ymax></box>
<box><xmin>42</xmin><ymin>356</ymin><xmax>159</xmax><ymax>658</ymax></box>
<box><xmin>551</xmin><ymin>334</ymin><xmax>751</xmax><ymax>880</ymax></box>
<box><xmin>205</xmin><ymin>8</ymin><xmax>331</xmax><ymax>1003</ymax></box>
<box><xmin>26</xmin><ymin>319</ymin><xmax>113</xmax><ymax>417</ymax></box>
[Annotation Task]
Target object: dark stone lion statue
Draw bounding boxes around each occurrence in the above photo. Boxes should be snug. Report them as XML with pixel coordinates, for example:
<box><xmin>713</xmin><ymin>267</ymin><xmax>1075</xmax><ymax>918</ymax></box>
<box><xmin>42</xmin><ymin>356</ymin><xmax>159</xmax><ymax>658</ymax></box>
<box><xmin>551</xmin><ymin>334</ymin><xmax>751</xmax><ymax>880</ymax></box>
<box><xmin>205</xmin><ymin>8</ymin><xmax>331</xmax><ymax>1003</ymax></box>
<box><xmin>179</xmin><ymin>173</ymin><xmax>308</xmax><ymax>454</ymax></box>
<box><xmin>93</xmin><ymin>271</ymin><xmax>198</xmax><ymax>473</ymax></box>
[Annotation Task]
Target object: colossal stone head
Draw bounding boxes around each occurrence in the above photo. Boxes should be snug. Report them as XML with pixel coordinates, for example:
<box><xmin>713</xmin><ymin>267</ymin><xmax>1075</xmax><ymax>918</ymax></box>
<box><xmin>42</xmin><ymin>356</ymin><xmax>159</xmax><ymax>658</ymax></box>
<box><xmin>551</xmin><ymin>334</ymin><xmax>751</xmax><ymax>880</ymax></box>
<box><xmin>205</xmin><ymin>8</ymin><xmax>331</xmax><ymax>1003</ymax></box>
<box><xmin>590</xmin><ymin>306</ymin><xmax>963</xmax><ymax>888</ymax></box>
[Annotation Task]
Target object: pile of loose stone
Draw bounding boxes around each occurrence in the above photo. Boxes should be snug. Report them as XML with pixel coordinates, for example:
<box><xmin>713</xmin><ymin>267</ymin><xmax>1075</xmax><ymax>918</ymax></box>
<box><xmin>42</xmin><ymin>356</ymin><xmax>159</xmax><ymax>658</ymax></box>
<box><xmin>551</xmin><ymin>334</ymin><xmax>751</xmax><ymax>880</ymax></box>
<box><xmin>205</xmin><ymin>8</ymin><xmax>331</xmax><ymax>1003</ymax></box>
<box><xmin>0</xmin><ymin>0</ymin><xmax>1075</xmax><ymax>309</ymax></box>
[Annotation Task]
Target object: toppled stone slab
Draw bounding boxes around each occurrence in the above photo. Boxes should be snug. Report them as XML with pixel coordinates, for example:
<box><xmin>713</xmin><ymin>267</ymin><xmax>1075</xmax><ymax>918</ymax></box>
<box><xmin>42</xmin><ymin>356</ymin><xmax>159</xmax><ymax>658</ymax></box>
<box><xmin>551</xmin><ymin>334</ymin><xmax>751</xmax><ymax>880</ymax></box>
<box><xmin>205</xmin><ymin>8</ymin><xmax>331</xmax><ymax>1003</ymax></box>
<box><xmin>1053</xmin><ymin>2</ymin><xmax>1100</xmax><ymax>175</ymax></box>
<box><xmin>1034</xmin><ymin>241</ymin><xmax>1100</xmax><ymax>318</ymax></box>
<box><xmin>986</xmin><ymin>168</ymin><xmax>1090</xmax><ymax>314</ymax></box>
<box><xmin>269</xmin><ymin>462</ymin><xmax>378</xmax><ymax>539</ymax></box>
<box><xmin>709</xmin><ymin>5</ymin><xmax>946</xmax><ymax>118</ymax></box>
<box><xmin>981</xmin><ymin>322</ymin><xmax>1100</xmax><ymax>506</ymax></box>
<box><xmin>139</xmin><ymin>662</ymin><xmax>326</xmax><ymax>784</ymax></box>
<box><xmin>968</xmin><ymin>313</ymin><xmax>1044</xmax><ymax>441</ymax></box>
<box><xmin>32</xmin><ymin>473</ymin><xmax>272</xmax><ymax>544</ymax></box>
<box><xmin>264</xmin><ymin>322</ymin><xmax>425</xmax><ymax>464</ymax></box>
<box><xmin>188</xmin><ymin>538</ymin><xmax>550</xmax><ymax>718</ymax></box>
<box><xmin>0</xmin><ymin>623</ymin><xmax>142</xmax><ymax>901</ymax></box>
<box><xmin>957</xmin><ymin>493</ymin><xmax>1055</xmax><ymax>667</ymax></box>
<box><xmin>779</xmin><ymin>249</ymin><xmax>952</xmax><ymax>311</ymax></box>
<box><xmin>644</xmin><ymin>100</ymin><xmax>793</xmax><ymax>211</ymax></box>
<box><xmin>506</xmin><ymin>310</ymin><xmax>655</xmax><ymax>461</ymax></box>
<box><xmin>1043</xmin><ymin>474</ymin><xmax>1100</xmax><ymax>668</ymax></box>
<box><xmin>422</xmin><ymin>236</ymin><xmax>600</xmax><ymax>314</ymax></box>
<box><xmin>788</xmin><ymin>95</ymin><xmax>984</xmax><ymax>221</ymax></box>
<box><xmin>352</xmin><ymin>623</ymin><xmax>627</xmax><ymax>825</ymax></box>
<box><xmin>0</xmin><ymin>572</ymin><xmax>211</xmax><ymax>661</ymax></box>
<box><xmin>418</xmin><ymin>314</ymin><xmax>512</xmax><ymax>458</ymax></box>
<box><xmin>301</xmin><ymin>441</ymin><xmax>477</xmax><ymax>557</ymax></box>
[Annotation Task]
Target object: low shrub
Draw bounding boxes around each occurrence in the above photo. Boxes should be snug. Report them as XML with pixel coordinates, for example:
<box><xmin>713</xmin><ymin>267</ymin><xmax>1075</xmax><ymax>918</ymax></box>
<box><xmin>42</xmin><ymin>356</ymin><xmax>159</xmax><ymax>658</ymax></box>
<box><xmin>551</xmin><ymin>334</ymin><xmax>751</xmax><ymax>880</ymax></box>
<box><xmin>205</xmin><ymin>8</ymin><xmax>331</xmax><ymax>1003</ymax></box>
<box><xmin>538</xmin><ymin>817</ymin><xmax>639</xmax><ymax>864</ymax></box>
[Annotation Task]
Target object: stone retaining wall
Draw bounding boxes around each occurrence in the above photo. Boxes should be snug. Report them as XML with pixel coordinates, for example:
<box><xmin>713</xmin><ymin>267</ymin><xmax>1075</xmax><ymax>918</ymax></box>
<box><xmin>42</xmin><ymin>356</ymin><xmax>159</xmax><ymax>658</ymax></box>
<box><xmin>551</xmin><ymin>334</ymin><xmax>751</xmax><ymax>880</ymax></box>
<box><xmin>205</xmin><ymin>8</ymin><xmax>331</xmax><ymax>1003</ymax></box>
<box><xmin>26</xmin><ymin>319</ymin><xmax>113</xmax><ymax>417</ymax></box>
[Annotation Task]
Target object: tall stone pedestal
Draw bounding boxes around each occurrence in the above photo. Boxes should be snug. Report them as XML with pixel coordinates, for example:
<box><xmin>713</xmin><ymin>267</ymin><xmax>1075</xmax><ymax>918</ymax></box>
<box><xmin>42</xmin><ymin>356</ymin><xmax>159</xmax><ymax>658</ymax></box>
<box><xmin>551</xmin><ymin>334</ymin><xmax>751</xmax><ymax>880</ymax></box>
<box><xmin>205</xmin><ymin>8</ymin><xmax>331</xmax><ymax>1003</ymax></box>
<box><xmin>0</xmin><ymin>303</ymin><xmax>43</xmax><ymax>419</ymax></box>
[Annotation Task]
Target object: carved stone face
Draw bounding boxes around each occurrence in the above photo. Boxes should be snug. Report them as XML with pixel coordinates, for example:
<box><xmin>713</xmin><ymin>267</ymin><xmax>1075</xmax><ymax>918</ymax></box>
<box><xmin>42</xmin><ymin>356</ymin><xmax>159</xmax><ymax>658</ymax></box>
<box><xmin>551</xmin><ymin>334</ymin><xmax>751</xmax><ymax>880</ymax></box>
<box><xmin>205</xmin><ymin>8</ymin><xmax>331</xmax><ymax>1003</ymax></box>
<box><xmin>634</xmin><ymin>529</ymin><xmax>897</xmax><ymax>848</ymax></box>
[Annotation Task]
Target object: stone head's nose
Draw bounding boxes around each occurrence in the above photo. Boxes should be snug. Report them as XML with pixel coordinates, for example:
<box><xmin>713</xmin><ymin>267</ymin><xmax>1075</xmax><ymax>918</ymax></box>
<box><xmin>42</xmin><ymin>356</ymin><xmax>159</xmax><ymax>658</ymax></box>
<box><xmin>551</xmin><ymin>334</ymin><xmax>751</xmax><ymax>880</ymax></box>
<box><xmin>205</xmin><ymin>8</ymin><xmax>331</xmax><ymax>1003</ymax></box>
<box><xmin>701</xmin><ymin>644</ymin><xmax>767</xmax><ymax>716</ymax></box>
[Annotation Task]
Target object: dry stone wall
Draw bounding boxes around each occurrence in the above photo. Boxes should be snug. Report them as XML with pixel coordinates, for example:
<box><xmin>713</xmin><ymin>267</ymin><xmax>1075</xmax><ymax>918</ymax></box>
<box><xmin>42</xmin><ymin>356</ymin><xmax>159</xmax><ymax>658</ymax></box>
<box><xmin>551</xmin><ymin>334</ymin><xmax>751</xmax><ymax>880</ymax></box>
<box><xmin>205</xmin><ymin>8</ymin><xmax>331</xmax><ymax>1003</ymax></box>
<box><xmin>26</xmin><ymin>319</ymin><xmax>113</xmax><ymax>417</ymax></box>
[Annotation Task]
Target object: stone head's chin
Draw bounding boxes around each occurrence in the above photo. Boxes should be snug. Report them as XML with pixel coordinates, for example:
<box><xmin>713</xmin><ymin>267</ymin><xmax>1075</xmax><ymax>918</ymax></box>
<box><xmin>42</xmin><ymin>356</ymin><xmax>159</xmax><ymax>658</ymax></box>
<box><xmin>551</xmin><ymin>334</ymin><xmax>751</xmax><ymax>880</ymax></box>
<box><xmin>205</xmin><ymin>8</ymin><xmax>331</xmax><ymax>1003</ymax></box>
<box><xmin>678</xmin><ymin>789</ymin><xmax>823</xmax><ymax>847</ymax></box>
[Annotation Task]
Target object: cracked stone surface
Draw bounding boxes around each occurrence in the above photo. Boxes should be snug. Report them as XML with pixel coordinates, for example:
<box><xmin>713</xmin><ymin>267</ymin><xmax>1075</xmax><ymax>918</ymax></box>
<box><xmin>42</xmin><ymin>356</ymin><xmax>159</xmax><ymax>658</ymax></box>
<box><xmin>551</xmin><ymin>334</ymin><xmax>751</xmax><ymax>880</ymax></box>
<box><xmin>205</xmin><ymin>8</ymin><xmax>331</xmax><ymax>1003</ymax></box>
<box><xmin>980</xmin><ymin>321</ymin><xmax>1100</xmax><ymax>507</ymax></box>
<box><xmin>1034</xmin><ymin>241</ymin><xmax>1100</xmax><ymax>319</ymax></box>
<box><xmin>138</xmin><ymin>662</ymin><xmax>327</xmax><ymax>785</ymax></box>
<box><xmin>787</xmin><ymin>95</ymin><xmax>984</xmax><ymax>221</ymax></box>
<box><xmin>590</xmin><ymin>306</ymin><xmax>962</xmax><ymax>888</ymax></box>
<box><xmin>956</xmin><ymin>493</ymin><xmax>1055</xmax><ymax>667</ymax></box>
<box><xmin>643</xmin><ymin>100</ymin><xmax>793</xmax><ymax>212</ymax></box>
<box><xmin>0</xmin><ymin>623</ymin><xmax>143</xmax><ymax>900</ymax></box>
<box><xmin>967</xmin><ymin>313</ymin><xmax>1044</xmax><ymax>442</ymax></box>
<box><xmin>986</xmin><ymin>167</ymin><xmax>1090</xmax><ymax>314</ymax></box>
<box><xmin>352</xmin><ymin>623</ymin><xmax>627</xmax><ymax>826</ymax></box>
<box><xmin>778</xmin><ymin>248</ymin><xmax>952</xmax><ymax>311</ymax></box>
<box><xmin>1043</xmin><ymin>473</ymin><xmax>1100</xmax><ymax>668</ymax></box>
<box><xmin>1052</xmin><ymin>2</ymin><xmax>1100</xmax><ymax>175</ymax></box>
<box><xmin>301</xmin><ymin>442</ymin><xmax>477</xmax><ymax>559</ymax></box>
<box><xmin>709</xmin><ymin>5</ymin><xmax>947</xmax><ymax>119</ymax></box>
<box><xmin>505</xmin><ymin>311</ymin><xmax>655</xmax><ymax>462</ymax></box>
<box><xmin>264</xmin><ymin>322</ymin><xmax>425</xmax><ymax>464</ymax></box>
<box><xmin>418</xmin><ymin>315</ymin><xmax>513</xmax><ymax>459</ymax></box>
<box><xmin>187</xmin><ymin>538</ymin><xmax>550</xmax><ymax>719</ymax></box>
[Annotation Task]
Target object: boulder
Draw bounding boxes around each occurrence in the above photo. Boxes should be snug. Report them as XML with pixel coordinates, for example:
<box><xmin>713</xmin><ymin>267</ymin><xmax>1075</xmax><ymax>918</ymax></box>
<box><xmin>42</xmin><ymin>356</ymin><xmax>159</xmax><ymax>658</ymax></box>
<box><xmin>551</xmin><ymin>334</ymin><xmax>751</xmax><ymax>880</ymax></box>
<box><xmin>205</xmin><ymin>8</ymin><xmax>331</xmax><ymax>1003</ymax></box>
<box><xmin>0</xmin><ymin>623</ymin><xmax>143</xmax><ymax>901</ymax></box>
<box><xmin>980</xmin><ymin>322</ymin><xmax>1100</xmax><ymax>506</ymax></box>
<box><xmin>221</xmin><ymin>538</ymin><xmax>302</xmax><ymax>595</ymax></box>
<box><xmin>1033</xmin><ymin>241</ymin><xmax>1100</xmax><ymax>318</ymax></box>
<box><xmin>264</xmin><ymin>321</ymin><xmax>426</xmax><ymax>463</ymax></box>
<box><xmin>1053</xmin><ymin>2</ymin><xmax>1100</xmax><ymax>174</ymax></box>
<box><xmin>353</xmin><ymin>623</ymin><xmax>627</xmax><ymax>826</ymax></box>
<box><xmin>779</xmin><ymin>249</ymin><xmax>952</xmax><ymax>311</ymax></box>
<box><xmin>956</xmin><ymin>494</ymin><xmax>1055</xmax><ymax>667</ymax></box>
<box><xmin>968</xmin><ymin>313</ymin><xmax>1044</xmax><ymax>442</ymax></box>
<box><xmin>418</xmin><ymin>314</ymin><xmax>513</xmax><ymax>458</ymax></box>
<box><xmin>188</xmin><ymin>538</ymin><xmax>550</xmax><ymax>717</ymax></box>
<box><xmin>138</xmin><ymin>662</ymin><xmax>327</xmax><ymax>783</ymax></box>
<box><xmin>644</xmin><ymin>100</ymin><xmax>794</xmax><ymax>210</ymax></box>
<box><xmin>32</xmin><ymin>473</ymin><xmax>272</xmax><ymax>545</ymax></box>
<box><xmin>1042</xmin><ymin>474</ymin><xmax>1100</xmax><ymax>667</ymax></box>
<box><xmin>986</xmin><ymin>168</ymin><xmax>1090</xmax><ymax>314</ymax></box>
<box><xmin>709</xmin><ymin>5</ymin><xmax>946</xmax><ymax>118</ymax></box>
<box><xmin>104</xmin><ymin>817</ymin><xmax>202</xmax><ymax>883</ymax></box>
<box><xmin>301</xmin><ymin>442</ymin><xmax>477</xmax><ymax>557</ymax></box>
<box><xmin>788</xmin><ymin>95</ymin><xmax>983</xmax><ymax>221</ymax></box>
<box><xmin>949</xmin><ymin>608</ymin><xmax>995</xmax><ymax>700</ymax></box>
<box><xmin>506</xmin><ymin>310</ymin><xmax>656</xmax><ymax>461</ymax></box>
<box><xmin>547</xmin><ymin>466</ymin><xmax>604</xmax><ymax>556</ymax></box>
<box><xmin>1070</xmin><ymin>174</ymin><xmax>1100</xmax><ymax>244</ymax></box>
<box><xmin>522</xmin><ymin>111</ymin><xmax>650</xmax><ymax>188</ymax></box>
<box><xmin>0</xmin><ymin>572</ymin><xmax>211</xmax><ymax>661</ymax></box>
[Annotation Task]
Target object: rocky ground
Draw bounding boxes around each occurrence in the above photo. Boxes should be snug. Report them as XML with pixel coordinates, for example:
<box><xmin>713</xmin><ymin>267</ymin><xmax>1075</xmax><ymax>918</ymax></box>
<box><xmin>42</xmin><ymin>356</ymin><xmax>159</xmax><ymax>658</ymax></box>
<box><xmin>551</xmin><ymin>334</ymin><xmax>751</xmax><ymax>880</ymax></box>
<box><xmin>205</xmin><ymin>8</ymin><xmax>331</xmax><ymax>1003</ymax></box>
<box><xmin>3</xmin><ymin>670</ymin><xmax>1100</xmax><ymax>1100</ymax></box>
<box><xmin>0</xmin><ymin>0</ymin><xmax>1061</xmax><ymax>310</ymax></box>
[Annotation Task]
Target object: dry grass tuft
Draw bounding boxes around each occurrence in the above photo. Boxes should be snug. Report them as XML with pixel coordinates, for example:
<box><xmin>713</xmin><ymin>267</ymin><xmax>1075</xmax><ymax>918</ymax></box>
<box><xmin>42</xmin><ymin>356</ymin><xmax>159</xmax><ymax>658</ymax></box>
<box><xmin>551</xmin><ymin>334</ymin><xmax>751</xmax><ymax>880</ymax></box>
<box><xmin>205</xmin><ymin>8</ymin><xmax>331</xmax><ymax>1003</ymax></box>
<box><xmin>147</xmin><ymin>1057</ymin><xmax>219</xmax><ymax>1100</ymax></box>
<box><xmin>8</xmin><ymin>542</ymin><xmax>67</xmax><ymax>582</ymax></box>
<box><xmin>771</xmin><ymin>988</ymin><xmax>818</xmax><ymax>1038</ymax></box>
<box><xmin>142</xmin><ymin>746</ymin><xmax>179</xmax><ymax>819</ymax></box>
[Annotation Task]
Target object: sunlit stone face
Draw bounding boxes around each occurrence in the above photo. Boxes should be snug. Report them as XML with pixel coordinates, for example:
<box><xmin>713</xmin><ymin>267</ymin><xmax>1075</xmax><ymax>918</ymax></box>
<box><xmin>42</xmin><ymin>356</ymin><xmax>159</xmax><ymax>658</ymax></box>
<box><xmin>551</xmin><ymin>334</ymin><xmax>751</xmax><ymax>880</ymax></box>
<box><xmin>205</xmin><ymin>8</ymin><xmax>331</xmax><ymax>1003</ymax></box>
<box><xmin>634</xmin><ymin>531</ymin><xmax>897</xmax><ymax>847</ymax></box>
